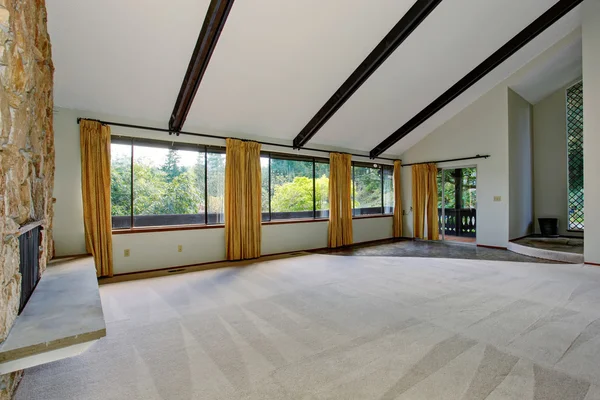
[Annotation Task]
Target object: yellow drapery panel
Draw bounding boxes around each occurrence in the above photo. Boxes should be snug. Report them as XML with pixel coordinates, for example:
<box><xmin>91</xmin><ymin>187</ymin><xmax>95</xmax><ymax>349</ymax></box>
<box><xmin>412</xmin><ymin>164</ymin><xmax>427</xmax><ymax>239</ymax></box>
<box><xmin>80</xmin><ymin>120</ymin><xmax>114</xmax><ymax>277</ymax></box>
<box><xmin>225</xmin><ymin>138</ymin><xmax>262</xmax><ymax>260</ymax></box>
<box><xmin>412</xmin><ymin>163</ymin><xmax>438</xmax><ymax>240</ymax></box>
<box><xmin>328</xmin><ymin>153</ymin><xmax>353</xmax><ymax>248</ymax></box>
<box><xmin>426</xmin><ymin>163</ymin><xmax>440</xmax><ymax>240</ymax></box>
<box><xmin>393</xmin><ymin>160</ymin><xmax>403</xmax><ymax>238</ymax></box>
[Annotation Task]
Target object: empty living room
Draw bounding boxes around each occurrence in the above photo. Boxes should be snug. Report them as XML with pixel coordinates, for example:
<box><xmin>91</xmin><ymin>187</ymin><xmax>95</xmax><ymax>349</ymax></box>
<box><xmin>1</xmin><ymin>0</ymin><xmax>600</xmax><ymax>399</ymax></box>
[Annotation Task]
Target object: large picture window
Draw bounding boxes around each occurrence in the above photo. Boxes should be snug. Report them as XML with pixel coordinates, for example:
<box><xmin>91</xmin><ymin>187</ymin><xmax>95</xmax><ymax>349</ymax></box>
<box><xmin>110</xmin><ymin>137</ymin><xmax>225</xmax><ymax>229</ymax></box>
<box><xmin>261</xmin><ymin>154</ymin><xmax>330</xmax><ymax>221</ymax></box>
<box><xmin>352</xmin><ymin>162</ymin><xmax>394</xmax><ymax>216</ymax></box>
<box><xmin>112</xmin><ymin>140</ymin><xmax>395</xmax><ymax>228</ymax></box>
<box><xmin>567</xmin><ymin>81</ymin><xmax>583</xmax><ymax>231</ymax></box>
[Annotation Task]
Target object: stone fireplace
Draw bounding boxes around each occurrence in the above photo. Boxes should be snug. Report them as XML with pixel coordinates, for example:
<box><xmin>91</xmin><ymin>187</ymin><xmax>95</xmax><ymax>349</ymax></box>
<box><xmin>0</xmin><ymin>0</ymin><xmax>54</xmax><ymax>398</ymax></box>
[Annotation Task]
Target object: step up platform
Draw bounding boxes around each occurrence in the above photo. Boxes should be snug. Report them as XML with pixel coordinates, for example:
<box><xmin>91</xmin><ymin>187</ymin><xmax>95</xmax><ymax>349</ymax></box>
<box><xmin>0</xmin><ymin>256</ymin><xmax>106</xmax><ymax>374</ymax></box>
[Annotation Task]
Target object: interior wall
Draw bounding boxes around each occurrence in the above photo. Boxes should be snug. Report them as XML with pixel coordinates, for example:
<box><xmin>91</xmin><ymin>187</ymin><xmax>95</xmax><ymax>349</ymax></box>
<box><xmin>508</xmin><ymin>89</ymin><xmax>534</xmax><ymax>239</ymax></box>
<box><xmin>583</xmin><ymin>0</ymin><xmax>600</xmax><ymax>264</ymax></box>
<box><xmin>400</xmin><ymin>84</ymin><xmax>510</xmax><ymax>248</ymax></box>
<box><xmin>532</xmin><ymin>82</ymin><xmax>583</xmax><ymax>238</ymax></box>
<box><xmin>53</xmin><ymin>108</ymin><xmax>395</xmax><ymax>274</ymax></box>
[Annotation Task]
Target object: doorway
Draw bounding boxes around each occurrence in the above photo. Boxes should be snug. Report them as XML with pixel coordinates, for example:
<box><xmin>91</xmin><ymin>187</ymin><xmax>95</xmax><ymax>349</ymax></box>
<box><xmin>437</xmin><ymin>167</ymin><xmax>477</xmax><ymax>243</ymax></box>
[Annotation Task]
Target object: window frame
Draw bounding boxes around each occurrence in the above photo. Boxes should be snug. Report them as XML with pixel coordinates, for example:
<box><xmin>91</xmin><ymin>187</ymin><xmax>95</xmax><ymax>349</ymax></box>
<box><xmin>351</xmin><ymin>161</ymin><xmax>394</xmax><ymax>217</ymax></box>
<box><xmin>566</xmin><ymin>80</ymin><xmax>584</xmax><ymax>232</ymax></box>
<box><xmin>261</xmin><ymin>152</ymin><xmax>330</xmax><ymax>223</ymax></box>
<box><xmin>110</xmin><ymin>136</ymin><xmax>224</xmax><ymax>232</ymax></box>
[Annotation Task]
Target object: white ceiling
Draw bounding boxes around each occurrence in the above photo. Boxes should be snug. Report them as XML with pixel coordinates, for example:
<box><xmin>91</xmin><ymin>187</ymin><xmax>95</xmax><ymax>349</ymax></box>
<box><xmin>47</xmin><ymin>0</ymin><xmax>211</xmax><ymax>124</ymax></box>
<box><xmin>48</xmin><ymin>0</ymin><xmax>583</xmax><ymax>157</ymax></box>
<box><xmin>509</xmin><ymin>34</ymin><xmax>582</xmax><ymax>104</ymax></box>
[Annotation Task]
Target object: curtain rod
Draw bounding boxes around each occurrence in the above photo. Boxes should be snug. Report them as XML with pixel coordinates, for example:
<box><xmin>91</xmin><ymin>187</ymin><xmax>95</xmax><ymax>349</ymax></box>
<box><xmin>77</xmin><ymin>118</ymin><xmax>397</xmax><ymax>162</ymax></box>
<box><xmin>402</xmin><ymin>154</ymin><xmax>490</xmax><ymax>167</ymax></box>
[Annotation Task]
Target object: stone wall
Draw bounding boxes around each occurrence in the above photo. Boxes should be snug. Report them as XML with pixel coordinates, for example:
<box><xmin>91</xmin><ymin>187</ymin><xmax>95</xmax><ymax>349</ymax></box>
<box><xmin>0</xmin><ymin>0</ymin><xmax>54</xmax><ymax>398</ymax></box>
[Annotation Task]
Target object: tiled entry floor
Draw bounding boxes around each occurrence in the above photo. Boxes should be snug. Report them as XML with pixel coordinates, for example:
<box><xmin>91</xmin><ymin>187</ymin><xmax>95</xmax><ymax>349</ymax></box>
<box><xmin>315</xmin><ymin>239</ymin><xmax>565</xmax><ymax>263</ymax></box>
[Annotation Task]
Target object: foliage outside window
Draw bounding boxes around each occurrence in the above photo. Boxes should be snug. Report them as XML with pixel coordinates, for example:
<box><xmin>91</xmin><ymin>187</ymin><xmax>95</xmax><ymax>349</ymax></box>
<box><xmin>352</xmin><ymin>163</ymin><xmax>394</xmax><ymax>216</ymax></box>
<box><xmin>261</xmin><ymin>154</ymin><xmax>330</xmax><ymax>221</ymax></box>
<box><xmin>110</xmin><ymin>137</ymin><xmax>225</xmax><ymax>229</ymax></box>
<box><xmin>567</xmin><ymin>81</ymin><xmax>584</xmax><ymax>231</ymax></box>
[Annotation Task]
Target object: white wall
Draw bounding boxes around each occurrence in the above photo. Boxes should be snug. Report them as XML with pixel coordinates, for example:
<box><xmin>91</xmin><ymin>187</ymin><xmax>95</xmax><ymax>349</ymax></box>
<box><xmin>508</xmin><ymin>89</ymin><xmax>534</xmax><ymax>239</ymax></box>
<box><xmin>583</xmin><ymin>0</ymin><xmax>600</xmax><ymax>264</ymax></box>
<box><xmin>532</xmin><ymin>82</ymin><xmax>583</xmax><ymax>238</ymax></box>
<box><xmin>400</xmin><ymin>85</ymin><xmax>510</xmax><ymax>248</ymax></box>
<box><xmin>53</xmin><ymin>108</ymin><xmax>396</xmax><ymax>274</ymax></box>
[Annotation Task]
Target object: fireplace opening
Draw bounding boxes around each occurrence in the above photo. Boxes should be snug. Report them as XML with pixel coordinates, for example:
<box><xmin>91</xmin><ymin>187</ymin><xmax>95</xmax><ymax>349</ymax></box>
<box><xmin>18</xmin><ymin>224</ymin><xmax>42</xmax><ymax>314</ymax></box>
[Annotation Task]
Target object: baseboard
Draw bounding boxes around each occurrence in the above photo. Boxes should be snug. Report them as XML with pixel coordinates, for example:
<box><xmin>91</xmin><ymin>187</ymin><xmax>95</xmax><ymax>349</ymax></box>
<box><xmin>477</xmin><ymin>244</ymin><xmax>508</xmax><ymax>250</ymax></box>
<box><xmin>51</xmin><ymin>253</ymin><xmax>91</xmax><ymax>261</ymax></box>
<box><xmin>102</xmin><ymin>237</ymin><xmax>408</xmax><ymax>283</ymax></box>
<box><xmin>585</xmin><ymin>262</ymin><xmax>600</xmax><ymax>267</ymax></box>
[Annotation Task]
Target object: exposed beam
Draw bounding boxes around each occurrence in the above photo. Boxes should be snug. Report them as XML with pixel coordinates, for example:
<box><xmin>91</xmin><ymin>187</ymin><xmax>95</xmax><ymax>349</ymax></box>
<box><xmin>370</xmin><ymin>0</ymin><xmax>583</xmax><ymax>158</ymax></box>
<box><xmin>169</xmin><ymin>0</ymin><xmax>235</xmax><ymax>133</ymax></box>
<box><xmin>292</xmin><ymin>0</ymin><xmax>443</xmax><ymax>149</ymax></box>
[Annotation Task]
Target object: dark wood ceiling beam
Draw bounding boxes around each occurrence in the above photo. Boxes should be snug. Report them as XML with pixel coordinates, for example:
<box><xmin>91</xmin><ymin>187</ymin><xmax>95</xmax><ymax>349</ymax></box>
<box><xmin>369</xmin><ymin>0</ymin><xmax>583</xmax><ymax>158</ymax></box>
<box><xmin>169</xmin><ymin>0</ymin><xmax>235</xmax><ymax>133</ymax></box>
<box><xmin>292</xmin><ymin>0</ymin><xmax>443</xmax><ymax>149</ymax></box>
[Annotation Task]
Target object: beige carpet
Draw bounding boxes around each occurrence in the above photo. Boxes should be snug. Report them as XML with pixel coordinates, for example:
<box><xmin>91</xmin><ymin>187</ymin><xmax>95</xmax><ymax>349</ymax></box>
<box><xmin>14</xmin><ymin>255</ymin><xmax>600</xmax><ymax>399</ymax></box>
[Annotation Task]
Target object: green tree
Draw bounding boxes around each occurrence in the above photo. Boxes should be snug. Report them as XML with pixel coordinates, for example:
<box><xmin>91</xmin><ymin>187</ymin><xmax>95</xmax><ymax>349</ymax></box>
<box><xmin>110</xmin><ymin>155</ymin><xmax>131</xmax><ymax>216</ymax></box>
<box><xmin>271</xmin><ymin>176</ymin><xmax>329</xmax><ymax>212</ymax></box>
<box><xmin>161</xmin><ymin>149</ymin><xmax>183</xmax><ymax>182</ymax></box>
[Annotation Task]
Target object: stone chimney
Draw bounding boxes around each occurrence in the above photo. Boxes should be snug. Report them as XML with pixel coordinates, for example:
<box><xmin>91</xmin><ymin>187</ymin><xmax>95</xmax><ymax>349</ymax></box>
<box><xmin>0</xmin><ymin>0</ymin><xmax>54</xmax><ymax>398</ymax></box>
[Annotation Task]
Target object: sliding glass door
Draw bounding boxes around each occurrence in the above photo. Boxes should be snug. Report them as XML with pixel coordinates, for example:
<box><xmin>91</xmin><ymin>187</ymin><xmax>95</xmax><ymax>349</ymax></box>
<box><xmin>437</xmin><ymin>167</ymin><xmax>477</xmax><ymax>243</ymax></box>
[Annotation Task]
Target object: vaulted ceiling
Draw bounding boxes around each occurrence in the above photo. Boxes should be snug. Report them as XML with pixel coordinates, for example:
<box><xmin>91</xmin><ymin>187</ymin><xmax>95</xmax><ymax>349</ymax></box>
<box><xmin>47</xmin><ymin>0</ymin><xmax>583</xmax><ymax>157</ymax></box>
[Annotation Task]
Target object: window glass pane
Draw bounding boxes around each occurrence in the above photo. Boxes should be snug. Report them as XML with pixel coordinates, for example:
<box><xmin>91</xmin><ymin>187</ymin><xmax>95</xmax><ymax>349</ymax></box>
<box><xmin>383</xmin><ymin>167</ymin><xmax>394</xmax><ymax>214</ymax></box>
<box><xmin>207</xmin><ymin>152</ymin><xmax>226</xmax><ymax>224</ymax></box>
<box><xmin>567</xmin><ymin>81</ymin><xmax>584</xmax><ymax>230</ymax></box>
<box><xmin>315</xmin><ymin>162</ymin><xmax>329</xmax><ymax>218</ymax></box>
<box><xmin>353</xmin><ymin>166</ymin><xmax>383</xmax><ymax>215</ymax></box>
<box><xmin>270</xmin><ymin>158</ymin><xmax>314</xmax><ymax>220</ymax></box>
<box><xmin>111</xmin><ymin>142</ymin><xmax>132</xmax><ymax>229</ymax></box>
<box><xmin>462</xmin><ymin>168</ymin><xmax>477</xmax><ymax>209</ymax></box>
<box><xmin>133</xmin><ymin>145</ymin><xmax>205</xmax><ymax>227</ymax></box>
<box><xmin>261</xmin><ymin>156</ymin><xmax>270</xmax><ymax>221</ymax></box>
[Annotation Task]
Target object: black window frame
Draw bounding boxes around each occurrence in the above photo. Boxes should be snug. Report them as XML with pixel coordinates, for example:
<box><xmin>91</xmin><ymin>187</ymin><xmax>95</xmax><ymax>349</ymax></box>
<box><xmin>110</xmin><ymin>136</ymin><xmax>226</xmax><ymax>230</ymax></box>
<box><xmin>351</xmin><ymin>161</ymin><xmax>394</xmax><ymax>217</ymax></box>
<box><xmin>261</xmin><ymin>152</ymin><xmax>330</xmax><ymax>222</ymax></box>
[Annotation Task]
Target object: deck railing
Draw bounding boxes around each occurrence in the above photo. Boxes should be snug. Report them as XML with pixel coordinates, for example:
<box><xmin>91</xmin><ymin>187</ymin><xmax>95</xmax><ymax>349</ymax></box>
<box><xmin>438</xmin><ymin>208</ymin><xmax>476</xmax><ymax>238</ymax></box>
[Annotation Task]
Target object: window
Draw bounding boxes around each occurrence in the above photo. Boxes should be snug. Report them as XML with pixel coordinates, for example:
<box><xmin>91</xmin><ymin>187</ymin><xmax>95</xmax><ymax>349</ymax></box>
<box><xmin>352</xmin><ymin>163</ymin><xmax>394</xmax><ymax>216</ymax></box>
<box><xmin>110</xmin><ymin>137</ymin><xmax>225</xmax><ymax>229</ymax></box>
<box><xmin>567</xmin><ymin>81</ymin><xmax>584</xmax><ymax>230</ymax></box>
<box><xmin>261</xmin><ymin>154</ymin><xmax>328</xmax><ymax>221</ymax></box>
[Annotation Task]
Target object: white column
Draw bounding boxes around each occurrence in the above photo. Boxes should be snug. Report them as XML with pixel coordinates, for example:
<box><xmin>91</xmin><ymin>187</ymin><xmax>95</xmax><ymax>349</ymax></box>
<box><xmin>583</xmin><ymin>0</ymin><xmax>600</xmax><ymax>263</ymax></box>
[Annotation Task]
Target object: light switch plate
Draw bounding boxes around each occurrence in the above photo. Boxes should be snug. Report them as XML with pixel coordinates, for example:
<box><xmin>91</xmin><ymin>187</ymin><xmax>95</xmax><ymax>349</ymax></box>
<box><xmin>493</xmin><ymin>196</ymin><xmax>501</xmax><ymax>202</ymax></box>
<box><xmin>124</xmin><ymin>249</ymin><xmax>130</xmax><ymax>257</ymax></box>
<box><xmin>178</xmin><ymin>245</ymin><xmax>183</xmax><ymax>252</ymax></box>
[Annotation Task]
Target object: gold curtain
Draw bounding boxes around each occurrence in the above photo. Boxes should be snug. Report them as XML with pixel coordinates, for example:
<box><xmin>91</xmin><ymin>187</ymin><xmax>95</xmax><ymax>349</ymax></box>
<box><xmin>426</xmin><ymin>164</ymin><xmax>440</xmax><ymax>240</ymax></box>
<box><xmin>225</xmin><ymin>138</ymin><xmax>262</xmax><ymax>260</ymax></box>
<box><xmin>328</xmin><ymin>153</ymin><xmax>353</xmax><ymax>248</ymax></box>
<box><xmin>393</xmin><ymin>160</ymin><xmax>403</xmax><ymax>237</ymax></box>
<box><xmin>412</xmin><ymin>163</ymin><xmax>439</xmax><ymax>240</ymax></box>
<box><xmin>80</xmin><ymin>120</ymin><xmax>114</xmax><ymax>277</ymax></box>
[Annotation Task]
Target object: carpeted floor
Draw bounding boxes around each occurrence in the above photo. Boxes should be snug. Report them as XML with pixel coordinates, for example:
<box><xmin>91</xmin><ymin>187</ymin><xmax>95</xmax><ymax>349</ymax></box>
<box><xmin>15</xmin><ymin>255</ymin><xmax>600</xmax><ymax>399</ymax></box>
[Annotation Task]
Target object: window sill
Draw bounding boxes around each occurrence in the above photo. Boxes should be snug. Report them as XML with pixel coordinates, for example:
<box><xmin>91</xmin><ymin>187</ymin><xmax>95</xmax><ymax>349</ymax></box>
<box><xmin>352</xmin><ymin>214</ymin><xmax>393</xmax><ymax>220</ymax></box>
<box><xmin>262</xmin><ymin>218</ymin><xmax>329</xmax><ymax>226</ymax></box>
<box><xmin>112</xmin><ymin>224</ymin><xmax>224</xmax><ymax>234</ymax></box>
<box><xmin>112</xmin><ymin>214</ymin><xmax>394</xmax><ymax>234</ymax></box>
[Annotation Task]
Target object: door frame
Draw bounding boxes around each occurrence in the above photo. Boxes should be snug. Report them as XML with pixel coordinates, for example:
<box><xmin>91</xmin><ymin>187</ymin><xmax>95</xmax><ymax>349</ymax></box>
<box><xmin>438</xmin><ymin>165</ymin><xmax>477</xmax><ymax>244</ymax></box>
